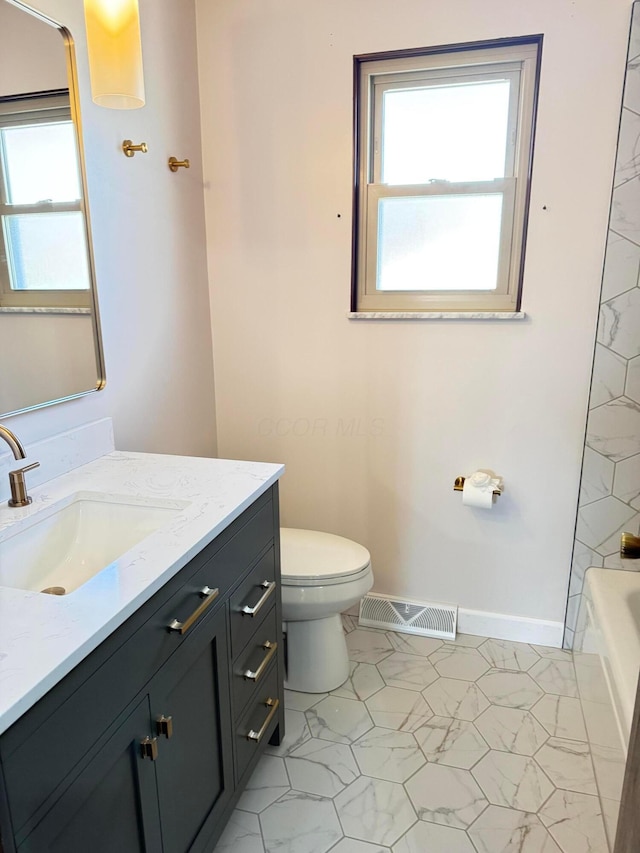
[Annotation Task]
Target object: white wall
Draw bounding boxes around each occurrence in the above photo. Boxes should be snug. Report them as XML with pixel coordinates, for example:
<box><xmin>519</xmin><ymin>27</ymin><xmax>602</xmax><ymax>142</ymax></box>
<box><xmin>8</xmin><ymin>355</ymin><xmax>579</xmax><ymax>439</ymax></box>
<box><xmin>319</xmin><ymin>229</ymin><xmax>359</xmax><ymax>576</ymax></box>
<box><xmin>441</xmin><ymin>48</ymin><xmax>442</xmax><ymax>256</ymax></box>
<box><xmin>197</xmin><ymin>0</ymin><xmax>631</xmax><ymax>632</ymax></box>
<box><xmin>0</xmin><ymin>313</ymin><xmax>97</xmax><ymax>412</ymax></box>
<box><xmin>0</xmin><ymin>2</ymin><xmax>66</xmax><ymax>94</ymax></box>
<box><xmin>2</xmin><ymin>0</ymin><xmax>216</xmax><ymax>458</ymax></box>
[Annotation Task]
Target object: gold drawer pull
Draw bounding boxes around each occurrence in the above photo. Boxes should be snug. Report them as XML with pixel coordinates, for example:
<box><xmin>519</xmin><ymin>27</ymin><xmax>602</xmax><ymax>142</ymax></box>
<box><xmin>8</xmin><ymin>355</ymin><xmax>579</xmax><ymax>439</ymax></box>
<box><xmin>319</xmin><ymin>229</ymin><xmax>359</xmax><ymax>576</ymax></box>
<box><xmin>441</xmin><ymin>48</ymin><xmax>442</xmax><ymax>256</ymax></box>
<box><xmin>247</xmin><ymin>697</ymin><xmax>280</xmax><ymax>743</ymax></box>
<box><xmin>243</xmin><ymin>641</ymin><xmax>278</xmax><ymax>682</ymax></box>
<box><xmin>241</xmin><ymin>580</ymin><xmax>276</xmax><ymax>617</ymax></box>
<box><xmin>168</xmin><ymin>586</ymin><xmax>219</xmax><ymax>634</ymax></box>
<box><xmin>140</xmin><ymin>736</ymin><xmax>158</xmax><ymax>761</ymax></box>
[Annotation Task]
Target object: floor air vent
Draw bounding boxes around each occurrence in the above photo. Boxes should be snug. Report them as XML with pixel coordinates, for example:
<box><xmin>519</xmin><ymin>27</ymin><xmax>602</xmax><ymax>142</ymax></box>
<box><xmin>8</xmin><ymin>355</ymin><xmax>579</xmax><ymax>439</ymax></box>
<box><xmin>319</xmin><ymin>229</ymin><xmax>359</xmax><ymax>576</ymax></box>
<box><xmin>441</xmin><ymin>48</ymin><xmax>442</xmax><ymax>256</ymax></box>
<box><xmin>359</xmin><ymin>593</ymin><xmax>457</xmax><ymax>640</ymax></box>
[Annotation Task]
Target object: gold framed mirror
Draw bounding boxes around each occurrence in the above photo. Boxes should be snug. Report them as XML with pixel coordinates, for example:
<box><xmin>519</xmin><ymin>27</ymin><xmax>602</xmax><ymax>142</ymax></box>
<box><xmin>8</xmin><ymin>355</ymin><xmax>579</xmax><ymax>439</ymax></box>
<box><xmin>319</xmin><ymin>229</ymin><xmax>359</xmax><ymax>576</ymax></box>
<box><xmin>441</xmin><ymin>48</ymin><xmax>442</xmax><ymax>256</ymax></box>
<box><xmin>0</xmin><ymin>0</ymin><xmax>105</xmax><ymax>417</ymax></box>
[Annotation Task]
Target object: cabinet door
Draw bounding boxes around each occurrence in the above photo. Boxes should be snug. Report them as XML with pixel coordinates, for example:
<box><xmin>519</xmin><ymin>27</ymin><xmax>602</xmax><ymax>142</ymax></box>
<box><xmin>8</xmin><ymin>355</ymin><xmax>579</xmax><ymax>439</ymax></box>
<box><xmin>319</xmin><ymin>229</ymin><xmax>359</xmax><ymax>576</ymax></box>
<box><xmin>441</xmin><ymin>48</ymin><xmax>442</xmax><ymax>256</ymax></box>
<box><xmin>150</xmin><ymin>604</ymin><xmax>233</xmax><ymax>853</ymax></box>
<box><xmin>17</xmin><ymin>697</ymin><xmax>162</xmax><ymax>853</ymax></box>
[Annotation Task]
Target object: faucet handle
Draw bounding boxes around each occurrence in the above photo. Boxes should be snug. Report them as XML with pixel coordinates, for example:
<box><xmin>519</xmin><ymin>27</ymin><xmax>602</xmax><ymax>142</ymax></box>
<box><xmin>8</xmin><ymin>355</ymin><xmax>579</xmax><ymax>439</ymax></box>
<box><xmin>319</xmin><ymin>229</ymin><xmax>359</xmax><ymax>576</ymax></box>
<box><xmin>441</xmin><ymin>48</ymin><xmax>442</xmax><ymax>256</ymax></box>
<box><xmin>8</xmin><ymin>461</ymin><xmax>40</xmax><ymax>508</ymax></box>
<box><xmin>10</xmin><ymin>461</ymin><xmax>40</xmax><ymax>475</ymax></box>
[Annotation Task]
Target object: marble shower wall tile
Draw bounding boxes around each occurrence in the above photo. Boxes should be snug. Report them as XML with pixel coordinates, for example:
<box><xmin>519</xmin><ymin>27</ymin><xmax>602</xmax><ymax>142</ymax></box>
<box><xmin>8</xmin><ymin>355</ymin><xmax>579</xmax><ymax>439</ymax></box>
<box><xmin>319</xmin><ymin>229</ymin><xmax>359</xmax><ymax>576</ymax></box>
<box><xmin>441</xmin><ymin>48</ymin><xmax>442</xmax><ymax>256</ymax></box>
<box><xmin>568</xmin><ymin>7</ymin><xmax>640</xmax><ymax>645</ymax></box>
<box><xmin>625</xmin><ymin>354</ymin><xmax>640</xmax><ymax>401</ymax></box>
<box><xmin>575</xmin><ymin>495</ymin><xmax>637</xmax><ymax>551</ymax></box>
<box><xmin>569</xmin><ymin>541</ymin><xmax>603</xmax><ymax>599</ymax></box>
<box><xmin>600</xmin><ymin>231</ymin><xmax>640</xmax><ymax>302</ymax></box>
<box><xmin>589</xmin><ymin>344</ymin><xmax>628</xmax><ymax>409</ymax></box>
<box><xmin>614</xmin><ymin>107</ymin><xmax>640</xmax><ymax>187</ymax></box>
<box><xmin>612</xmin><ymin>451</ymin><xmax>640</xmax><ymax>506</ymax></box>
<box><xmin>579</xmin><ymin>448</ymin><xmax>615</xmax><ymax>506</ymax></box>
<box><xmin>586</xmin><ymin>397</ymin><xmax>640</xmax><ymax>462</ymax></box>
<box><xmin>623</xmin><ymin>53</ymin><xmax>640</xmax><ymax>114</ymax></box>
<box><xmin>610</xmin><ymin>178</ymin><xmax>640</xmax><ymax>248</ymax></box>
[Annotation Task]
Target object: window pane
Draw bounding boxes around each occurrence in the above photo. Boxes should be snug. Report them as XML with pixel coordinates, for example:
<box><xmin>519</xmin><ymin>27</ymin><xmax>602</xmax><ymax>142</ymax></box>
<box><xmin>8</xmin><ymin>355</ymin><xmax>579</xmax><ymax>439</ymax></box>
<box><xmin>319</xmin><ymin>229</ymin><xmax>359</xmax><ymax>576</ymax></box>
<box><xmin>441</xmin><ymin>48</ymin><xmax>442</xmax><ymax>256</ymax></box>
<box><xmin>3</xmin><ymin>212</ymin><xmax>90</xmax><ymax>290</ymax></box>
<box><xmin>381</xmin><ymin>79</ymin><xmax>511</xmax><ymax>184</ymax></box>
<box><xmin>376</xmin><ymin>193</ymin><xmax>503</xmax><ymax>291</ymax></box>
<box><xmin>1</xmin><ymin>122</ymin><xmax>81</xmax><ymax>204</ymax></box>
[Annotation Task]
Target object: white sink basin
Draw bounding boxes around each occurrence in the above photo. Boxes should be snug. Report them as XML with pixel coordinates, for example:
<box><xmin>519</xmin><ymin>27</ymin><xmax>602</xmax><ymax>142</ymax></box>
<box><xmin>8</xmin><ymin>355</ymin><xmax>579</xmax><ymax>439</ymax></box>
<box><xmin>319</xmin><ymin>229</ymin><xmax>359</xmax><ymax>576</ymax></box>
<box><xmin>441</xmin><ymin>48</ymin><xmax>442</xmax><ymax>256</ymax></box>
<box><xmin>0</xmin><ymin>492</ymin><xmax>188</xmax><ymax>595</ymax></box>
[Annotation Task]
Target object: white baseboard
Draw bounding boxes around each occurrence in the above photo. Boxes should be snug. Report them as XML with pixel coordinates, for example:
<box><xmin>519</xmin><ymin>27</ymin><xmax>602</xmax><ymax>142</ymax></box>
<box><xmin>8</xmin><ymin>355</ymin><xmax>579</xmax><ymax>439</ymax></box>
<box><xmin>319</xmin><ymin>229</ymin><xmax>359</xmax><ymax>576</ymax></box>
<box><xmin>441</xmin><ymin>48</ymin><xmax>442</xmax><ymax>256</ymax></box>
<box><xmin>458</xmin><ymin>607</ymin><xmax>564</xmax><ymax>648</ymax></box>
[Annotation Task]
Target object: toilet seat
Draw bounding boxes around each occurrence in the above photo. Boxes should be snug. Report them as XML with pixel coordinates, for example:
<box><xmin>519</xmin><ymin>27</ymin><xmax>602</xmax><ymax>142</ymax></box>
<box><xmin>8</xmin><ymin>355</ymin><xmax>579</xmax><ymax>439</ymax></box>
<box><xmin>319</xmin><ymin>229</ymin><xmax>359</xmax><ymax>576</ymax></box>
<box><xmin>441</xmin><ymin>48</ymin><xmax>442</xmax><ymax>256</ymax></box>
<box><xmin>280</xmin><ymin>528</ymin><xmax>371</xmax><ymax>587</ymax></box>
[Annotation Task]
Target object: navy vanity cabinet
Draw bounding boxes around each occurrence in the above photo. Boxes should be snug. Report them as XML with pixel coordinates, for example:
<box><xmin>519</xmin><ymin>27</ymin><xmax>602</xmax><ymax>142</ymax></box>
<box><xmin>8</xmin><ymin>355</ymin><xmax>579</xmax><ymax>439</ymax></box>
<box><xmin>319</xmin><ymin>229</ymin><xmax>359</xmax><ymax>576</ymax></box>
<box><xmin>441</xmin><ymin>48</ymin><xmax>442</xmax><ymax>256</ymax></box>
<box><xmin>13</xmin><ymin>603</ymin><xmax>233</xmax><ymax>853</ymax></box>
<box><xmin>14</xmin><ymin>696</ymin><xmax>165</xmax><ymax>853</ymax></box>
<box><xmin>229</xmin><ymin>545</ymin><xmax>283</xmax><ymax>784</ymax></box>
<box><xmin>149</xmin><ymin>604</ymin><xmax>233</xmax><ymax>853</ymax></box>
<box><xmin>0</xmin><ymin>484</ymin><xmax>284</xmax><ymax>853</ymax></box>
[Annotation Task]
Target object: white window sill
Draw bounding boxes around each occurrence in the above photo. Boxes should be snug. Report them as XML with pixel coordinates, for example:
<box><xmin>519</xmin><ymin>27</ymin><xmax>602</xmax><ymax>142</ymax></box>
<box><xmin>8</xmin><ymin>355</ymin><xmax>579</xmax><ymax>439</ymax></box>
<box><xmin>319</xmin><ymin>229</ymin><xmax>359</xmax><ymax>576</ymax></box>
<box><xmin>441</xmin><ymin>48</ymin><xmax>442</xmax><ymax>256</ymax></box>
<box><xmin>0</xmin><ymin>306</ymin><xmax>91</xmax><ymax>315</ymax></box>
<box><xmin>347</xmin><ymin>311</ymin><xmax>527</xmax><ymax>320</ymax></box>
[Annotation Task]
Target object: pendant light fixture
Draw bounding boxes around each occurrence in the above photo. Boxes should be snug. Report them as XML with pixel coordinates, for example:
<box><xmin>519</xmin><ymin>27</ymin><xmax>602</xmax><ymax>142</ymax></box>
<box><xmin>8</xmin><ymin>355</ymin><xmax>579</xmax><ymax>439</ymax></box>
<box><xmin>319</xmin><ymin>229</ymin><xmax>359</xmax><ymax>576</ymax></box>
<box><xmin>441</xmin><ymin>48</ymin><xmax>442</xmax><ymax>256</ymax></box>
<box><xmin>83</xmin><ymin>0</ymin><xmax>145</xmax><ymax>109</ymax></box>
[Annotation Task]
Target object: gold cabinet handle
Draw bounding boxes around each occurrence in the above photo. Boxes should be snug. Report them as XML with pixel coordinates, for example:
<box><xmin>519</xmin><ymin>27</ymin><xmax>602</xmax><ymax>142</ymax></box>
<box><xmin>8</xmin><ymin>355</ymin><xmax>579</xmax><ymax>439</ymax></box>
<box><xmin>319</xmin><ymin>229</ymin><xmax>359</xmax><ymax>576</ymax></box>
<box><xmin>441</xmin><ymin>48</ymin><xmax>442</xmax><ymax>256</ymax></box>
<box><xmin>156</xmin><ymin>715</ymin><xmax>173</xmax><ymax>739</ymax></box>
<box><xmin>241</xmin><ymin>581</ymin><xmax>276</xmax><ymax>617</ymax></box>
<box><xmin>246</xmin><ymin>697</ymin><xmax>280</xmax><ymax>743</ymax></box>
<box><xmin>168</xmin><ymin>586</ymin><xmax>219</xmax><ymax>634</ymax></box>
<box><xmin>243</xmin><ymin>641</ymin><xmax>278</xmax><ymax>682</ymax></box>
<box><xmin>140</xmin><ymin>736</ymin><xmax>158</xmax><ymax>760</ymax></box>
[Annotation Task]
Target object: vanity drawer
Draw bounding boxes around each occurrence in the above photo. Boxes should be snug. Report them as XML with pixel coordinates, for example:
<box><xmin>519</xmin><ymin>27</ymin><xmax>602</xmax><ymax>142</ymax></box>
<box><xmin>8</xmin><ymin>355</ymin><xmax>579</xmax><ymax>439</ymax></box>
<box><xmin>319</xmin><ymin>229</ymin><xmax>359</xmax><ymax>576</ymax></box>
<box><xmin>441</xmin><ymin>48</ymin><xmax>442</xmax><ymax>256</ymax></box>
<box><xmin>2</xmin><ymin>495</ymin><xmax>276</xmax><ymax>836</ymax></box>
<box><xmin>229</xmin><ymin>548</ymin><xmax>277</xmax><ymax>657</ymax></box>
<box><xmin>155</xmin><ymin>500</ymin><xmax>274</xmax><ymax>643</ymax></box>
<box><xmin>232</xmin><ymin>605</ymin><xmax>279</xmax><ymax>719</ymax></box>
<box><xmin>234</xmin><ymin>662</ymin><xmax>280</xmax><ymax>782</ymax></box>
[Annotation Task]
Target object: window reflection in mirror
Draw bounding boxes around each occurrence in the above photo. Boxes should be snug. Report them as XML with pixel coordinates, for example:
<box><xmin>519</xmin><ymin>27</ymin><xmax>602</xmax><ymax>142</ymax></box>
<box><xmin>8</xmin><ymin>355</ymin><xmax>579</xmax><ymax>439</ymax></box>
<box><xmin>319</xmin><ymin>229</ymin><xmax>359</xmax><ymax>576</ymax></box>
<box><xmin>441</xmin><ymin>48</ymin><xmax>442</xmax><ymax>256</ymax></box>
<box><xmin>0</xmin><ymin>0</ymin><xmax>105</xmax><ymax>416</ymax></box>
<box><xmin>0</xmin><ymin>91</ymin><xmax>91</xmax><ymax>307</ymax></box>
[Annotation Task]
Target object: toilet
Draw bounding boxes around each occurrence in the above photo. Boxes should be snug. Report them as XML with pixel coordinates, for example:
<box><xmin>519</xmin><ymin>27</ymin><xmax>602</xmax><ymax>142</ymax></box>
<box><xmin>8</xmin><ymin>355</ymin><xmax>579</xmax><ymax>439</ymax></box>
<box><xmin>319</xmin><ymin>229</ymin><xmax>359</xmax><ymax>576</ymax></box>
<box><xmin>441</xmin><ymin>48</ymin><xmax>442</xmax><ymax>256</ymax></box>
<box><xmin>280</xmin><ymin>527</ymin><xmax>374</xmax><ymax>693</ymax></box>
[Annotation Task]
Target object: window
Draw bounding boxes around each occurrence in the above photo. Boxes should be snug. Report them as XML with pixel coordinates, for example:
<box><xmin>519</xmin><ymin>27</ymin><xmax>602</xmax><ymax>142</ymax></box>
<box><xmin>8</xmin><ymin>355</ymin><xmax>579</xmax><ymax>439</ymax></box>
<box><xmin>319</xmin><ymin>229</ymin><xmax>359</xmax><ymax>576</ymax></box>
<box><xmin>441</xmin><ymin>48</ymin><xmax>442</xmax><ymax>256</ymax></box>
<box><xmin>352</xmin><ymin>37</ymin><xmax>542</xmax><ymax>314</ymax></box>
<box><xmin>0</xmin><ymin>91</ymin><xmax>91</xmax><ymax>309</ymax></box>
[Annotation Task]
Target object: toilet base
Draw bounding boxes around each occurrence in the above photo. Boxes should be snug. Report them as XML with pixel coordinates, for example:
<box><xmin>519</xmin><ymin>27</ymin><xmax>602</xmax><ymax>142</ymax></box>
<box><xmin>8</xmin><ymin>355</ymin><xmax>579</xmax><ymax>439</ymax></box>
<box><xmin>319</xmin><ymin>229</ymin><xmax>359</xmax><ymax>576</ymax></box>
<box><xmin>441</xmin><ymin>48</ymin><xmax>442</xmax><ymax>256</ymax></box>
<box><xmin>284</xmin><ymin>614</ymin><xmax>350</xmax><ymax>693</ymax></box>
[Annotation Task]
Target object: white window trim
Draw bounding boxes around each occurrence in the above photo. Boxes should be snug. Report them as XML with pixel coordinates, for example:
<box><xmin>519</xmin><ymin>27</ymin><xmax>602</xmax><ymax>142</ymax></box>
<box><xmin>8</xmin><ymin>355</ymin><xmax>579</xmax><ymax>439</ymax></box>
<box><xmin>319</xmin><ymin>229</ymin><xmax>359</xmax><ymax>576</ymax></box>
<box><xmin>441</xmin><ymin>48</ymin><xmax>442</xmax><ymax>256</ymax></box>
<box><xmin>0</xmin><ymin>91</ymin><xmax>91</xmax><ymax>309</ymax></box>
<box><xmin>352</xmin><ymin>38</ymin><xmax>541</xmax><ymax>315</ymax></box>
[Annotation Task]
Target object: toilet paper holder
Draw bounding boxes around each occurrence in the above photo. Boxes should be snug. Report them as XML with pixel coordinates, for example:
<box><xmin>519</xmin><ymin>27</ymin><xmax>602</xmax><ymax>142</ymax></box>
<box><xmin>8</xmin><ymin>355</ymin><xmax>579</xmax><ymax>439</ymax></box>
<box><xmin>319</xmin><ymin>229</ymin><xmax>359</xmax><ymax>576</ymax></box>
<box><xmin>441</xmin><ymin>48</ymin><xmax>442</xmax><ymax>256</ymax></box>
<box><xmin>453</xmin><ymin>476</ymin><xmax>503</xmax><ymax>497</ymax></box>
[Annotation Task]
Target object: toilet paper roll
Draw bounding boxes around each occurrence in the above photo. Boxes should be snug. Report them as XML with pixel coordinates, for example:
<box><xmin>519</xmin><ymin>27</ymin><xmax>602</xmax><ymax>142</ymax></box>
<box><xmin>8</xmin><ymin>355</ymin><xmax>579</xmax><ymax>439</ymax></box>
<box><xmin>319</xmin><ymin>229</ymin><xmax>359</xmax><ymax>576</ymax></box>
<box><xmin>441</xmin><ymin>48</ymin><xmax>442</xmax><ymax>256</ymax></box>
<box><xmin>462</xmin><ymin>471</ymin><xmax>500</xmax><ymax>509</ymax></box>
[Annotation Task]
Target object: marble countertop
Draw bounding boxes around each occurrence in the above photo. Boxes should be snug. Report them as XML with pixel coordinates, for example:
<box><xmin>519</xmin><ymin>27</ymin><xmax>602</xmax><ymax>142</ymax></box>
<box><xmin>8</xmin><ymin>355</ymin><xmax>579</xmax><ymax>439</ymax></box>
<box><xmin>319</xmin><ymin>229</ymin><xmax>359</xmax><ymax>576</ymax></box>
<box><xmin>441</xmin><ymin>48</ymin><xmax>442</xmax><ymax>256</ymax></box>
<box><xmin>0</xmin><ymin>451</ymin><xmax>284</xmax><ymax>734</ymax></box>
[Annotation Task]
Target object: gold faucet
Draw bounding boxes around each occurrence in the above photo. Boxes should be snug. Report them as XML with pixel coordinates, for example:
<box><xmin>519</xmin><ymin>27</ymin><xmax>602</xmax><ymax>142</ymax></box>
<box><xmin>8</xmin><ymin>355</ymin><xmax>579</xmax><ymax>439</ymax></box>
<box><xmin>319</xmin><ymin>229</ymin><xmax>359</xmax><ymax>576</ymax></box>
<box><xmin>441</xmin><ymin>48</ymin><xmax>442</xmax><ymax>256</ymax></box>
<box><xmin>621</xmin><ymin>532</ymin><xmax>640</xmax><ymax>559</ymax></box>
<box><xmin>0</xmin><ymin>424</ymin><xmax>40</xmax><ymax>507</ymax></box>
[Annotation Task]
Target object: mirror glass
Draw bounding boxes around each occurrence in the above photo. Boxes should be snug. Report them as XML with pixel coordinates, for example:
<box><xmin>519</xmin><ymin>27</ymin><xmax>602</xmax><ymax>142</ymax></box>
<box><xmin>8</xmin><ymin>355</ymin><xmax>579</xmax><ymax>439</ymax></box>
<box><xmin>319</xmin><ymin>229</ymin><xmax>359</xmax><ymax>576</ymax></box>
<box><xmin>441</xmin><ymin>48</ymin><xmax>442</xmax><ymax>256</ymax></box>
<box><xmin>0</xmin><ymin>0</ymin><xmax>105</xmax><ymax>417</ymax></box>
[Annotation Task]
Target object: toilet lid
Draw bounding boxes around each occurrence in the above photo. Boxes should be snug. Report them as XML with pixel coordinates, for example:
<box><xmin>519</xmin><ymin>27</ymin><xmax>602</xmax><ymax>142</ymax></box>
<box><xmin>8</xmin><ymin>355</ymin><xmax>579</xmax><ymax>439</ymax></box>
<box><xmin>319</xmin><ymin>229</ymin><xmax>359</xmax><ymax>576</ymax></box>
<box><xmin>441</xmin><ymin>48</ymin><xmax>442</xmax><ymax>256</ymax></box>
<box><xmin>280</xmin><ymin>528</ymin><xmax>371</xmax><ymax>581</ymax></box>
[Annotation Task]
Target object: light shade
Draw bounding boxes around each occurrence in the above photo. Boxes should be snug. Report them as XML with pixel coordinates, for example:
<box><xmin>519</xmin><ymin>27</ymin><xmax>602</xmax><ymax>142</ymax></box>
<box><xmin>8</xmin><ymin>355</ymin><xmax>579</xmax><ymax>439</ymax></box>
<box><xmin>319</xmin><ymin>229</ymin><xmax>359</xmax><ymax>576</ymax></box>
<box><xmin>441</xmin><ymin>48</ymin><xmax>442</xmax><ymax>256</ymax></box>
<box><xmin>84</xmin><ymin>0</ymin><xmax>145</xmax><ymax>109</ymax></box>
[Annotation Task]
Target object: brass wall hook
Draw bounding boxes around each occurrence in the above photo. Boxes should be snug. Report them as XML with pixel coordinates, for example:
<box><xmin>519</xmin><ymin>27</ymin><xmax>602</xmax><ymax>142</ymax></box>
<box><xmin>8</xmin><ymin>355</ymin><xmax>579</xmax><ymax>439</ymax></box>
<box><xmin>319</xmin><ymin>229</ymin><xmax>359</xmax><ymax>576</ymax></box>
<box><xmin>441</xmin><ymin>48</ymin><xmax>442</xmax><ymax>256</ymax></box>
<box><xmin>168</xmin><ymin>156</ymin><xmax>190</xmax><ymax>172</ymax></box>
<box><xmin>122</xmin><ymin>140</ymin><xmax>148</xmax><ymax>157</ymax></box>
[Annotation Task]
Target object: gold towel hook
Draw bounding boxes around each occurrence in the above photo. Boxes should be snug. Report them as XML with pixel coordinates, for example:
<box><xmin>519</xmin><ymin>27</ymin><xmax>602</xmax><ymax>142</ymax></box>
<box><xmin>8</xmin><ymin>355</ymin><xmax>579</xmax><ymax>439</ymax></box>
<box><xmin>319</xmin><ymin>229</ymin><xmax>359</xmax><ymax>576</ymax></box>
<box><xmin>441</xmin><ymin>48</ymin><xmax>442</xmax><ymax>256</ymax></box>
<box><xmin>168</xmin><ymin>156</ymin><xmax>190</xmax><ymax>172</ymax></box>
<box><xmin>122</xmin><ymin>140</ymin><xmax>148</xmax><ymax>158</ymax></box>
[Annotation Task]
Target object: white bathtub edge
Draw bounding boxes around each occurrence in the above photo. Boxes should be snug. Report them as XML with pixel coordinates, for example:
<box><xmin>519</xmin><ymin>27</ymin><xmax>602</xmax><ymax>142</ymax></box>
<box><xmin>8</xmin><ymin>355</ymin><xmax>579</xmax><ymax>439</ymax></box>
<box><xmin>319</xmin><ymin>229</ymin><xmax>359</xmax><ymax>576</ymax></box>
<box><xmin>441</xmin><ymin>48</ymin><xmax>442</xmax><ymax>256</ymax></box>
<box><xmin>587</xmin><ymin>567</ymin><xmax>640</xmax><ymax>745</ymax></box>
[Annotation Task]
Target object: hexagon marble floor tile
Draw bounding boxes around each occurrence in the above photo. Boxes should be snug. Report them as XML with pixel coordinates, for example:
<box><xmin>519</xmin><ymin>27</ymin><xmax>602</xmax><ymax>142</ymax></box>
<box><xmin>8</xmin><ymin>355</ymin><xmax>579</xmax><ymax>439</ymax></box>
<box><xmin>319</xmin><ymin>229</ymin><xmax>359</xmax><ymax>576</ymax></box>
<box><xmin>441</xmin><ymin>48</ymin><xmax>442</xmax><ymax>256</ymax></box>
<box><xmin>213</xmin><ymin>624</ymin><xmax>608</xmax><ymax>853</ymax></box>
